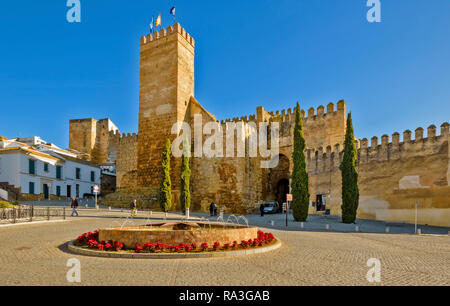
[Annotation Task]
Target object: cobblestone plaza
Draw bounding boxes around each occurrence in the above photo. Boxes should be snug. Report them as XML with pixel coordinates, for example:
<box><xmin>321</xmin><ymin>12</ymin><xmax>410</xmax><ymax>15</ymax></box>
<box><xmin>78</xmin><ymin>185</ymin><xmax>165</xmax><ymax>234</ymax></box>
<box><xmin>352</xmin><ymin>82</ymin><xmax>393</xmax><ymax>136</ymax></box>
<box><xmin>1</xmin><ymin>209</ymin><xmax>449</xmax><ymax>286</ymax></box>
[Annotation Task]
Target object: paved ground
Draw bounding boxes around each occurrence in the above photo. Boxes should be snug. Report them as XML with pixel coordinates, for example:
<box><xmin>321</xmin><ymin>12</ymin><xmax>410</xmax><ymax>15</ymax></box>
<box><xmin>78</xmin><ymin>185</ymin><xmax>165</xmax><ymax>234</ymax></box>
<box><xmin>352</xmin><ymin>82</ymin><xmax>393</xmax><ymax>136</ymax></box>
<box><xmin>0</xmin><ymin>208</ymin><xmax>449</xmax><ymax>286</ymax></box>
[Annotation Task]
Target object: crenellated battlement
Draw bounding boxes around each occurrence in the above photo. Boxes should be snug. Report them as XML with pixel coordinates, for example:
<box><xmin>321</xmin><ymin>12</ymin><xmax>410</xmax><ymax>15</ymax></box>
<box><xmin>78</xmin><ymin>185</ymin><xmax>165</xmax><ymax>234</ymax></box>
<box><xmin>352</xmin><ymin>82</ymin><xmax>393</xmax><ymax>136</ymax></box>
<box><xmin>306</xmin><ymin>122</ymin><xmax>449</xmax><ymax>173</ymax></box>
<box><xmin>109</xmin><ymin>130</ymin><xmax>138</xmax><ymax>144</ymax></box>
<box><xmin>218</xmin><ymin>114</ymin><xmax>257</xmax><ymax>125</ymax></box>
<box><xmin>261</xmin><ymin>100</ymin><xmax>347</xmax><ymax>125</ymax></box>
<box><xmin>140</xmin><ymin>23</ymin><xmax>195</xmax><ymax>48</ymax></box>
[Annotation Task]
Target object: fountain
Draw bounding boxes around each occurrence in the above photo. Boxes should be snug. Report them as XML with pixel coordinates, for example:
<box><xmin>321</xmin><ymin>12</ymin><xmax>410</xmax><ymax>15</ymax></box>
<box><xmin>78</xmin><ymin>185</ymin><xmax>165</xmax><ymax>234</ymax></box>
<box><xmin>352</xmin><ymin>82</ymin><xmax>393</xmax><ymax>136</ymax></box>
<box><xmin>98</xmin><ymin>221</ymin><xmax>258</xmax><ymax>249</ymax></box>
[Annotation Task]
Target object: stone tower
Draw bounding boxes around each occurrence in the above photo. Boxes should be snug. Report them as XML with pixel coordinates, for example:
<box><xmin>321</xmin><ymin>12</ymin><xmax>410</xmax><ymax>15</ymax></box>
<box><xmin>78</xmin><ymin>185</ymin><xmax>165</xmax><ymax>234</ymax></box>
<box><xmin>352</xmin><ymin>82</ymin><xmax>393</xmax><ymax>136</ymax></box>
<box><xmin>69</xmin><ymin>119</ymin><xmax>97</xmax><ymax>160</ymax></box>
<box><xmin>69</xmin><ymin>118</ymin><xmax>119</xmax><ymax>163</ymax></box>
<box><xmin>137</xmin><ymin>23</ymin><xmax>195</xmax><ymax>188</ymax></box>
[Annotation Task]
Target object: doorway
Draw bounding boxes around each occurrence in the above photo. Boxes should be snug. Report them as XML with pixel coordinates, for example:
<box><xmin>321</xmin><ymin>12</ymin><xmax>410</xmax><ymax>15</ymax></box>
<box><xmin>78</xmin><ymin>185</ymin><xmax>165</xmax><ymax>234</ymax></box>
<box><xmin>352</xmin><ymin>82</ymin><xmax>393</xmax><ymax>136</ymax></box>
<box><xmin>316</xmin><ymin>194</ymin><xmax>326</xmax><ymax>212</ymax></box>
<box><xmin>43</xmin><ymin>184</ymin><xmax>49</xmax><ymax>200</ymax></box>
<box><xmin>67</xmin><ymin>185</ymin><xmax>71</xmax><ymax>198</ymax></box>
<box><xmin>276</xmin><ymin>179</ymin><xmax>290</xmax><ymax>209</ymax></box>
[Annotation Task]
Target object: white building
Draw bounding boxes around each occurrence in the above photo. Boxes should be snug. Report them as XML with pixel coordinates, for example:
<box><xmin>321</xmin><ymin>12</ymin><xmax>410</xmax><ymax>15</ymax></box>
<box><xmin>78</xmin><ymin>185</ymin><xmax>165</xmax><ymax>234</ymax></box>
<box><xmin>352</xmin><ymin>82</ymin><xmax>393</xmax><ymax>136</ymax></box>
<box><xmin>0</xmin><ymin>136</ymin><xmax>101</xmax><ymax>200</ymax></box>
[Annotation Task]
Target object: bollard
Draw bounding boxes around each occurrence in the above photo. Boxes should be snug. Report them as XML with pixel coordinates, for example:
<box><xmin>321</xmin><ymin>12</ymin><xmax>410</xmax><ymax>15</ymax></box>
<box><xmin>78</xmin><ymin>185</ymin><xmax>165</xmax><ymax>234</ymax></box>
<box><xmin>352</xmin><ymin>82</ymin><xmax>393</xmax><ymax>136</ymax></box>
<box><xmin>300</xmin><ymin>222</ymin><xmax>304</xmax><ymax>229</ymax></box>
<box><xmin>325</xmin><ymin>224</ymin><xmax>330</xmax><ymax>230</ymax></box>
<box><xmin>386</xmin><ymin>226</ymin><xmax>390</xmax><ymax>233</ymax></box>
<box><xmin>47</xmin><ymin>207</ymin><xmax>50</xmax><ymax>221</ymax></box>
<box><xmin>417</xmin><ymin>228</ymin><xmax>421</xmax><ymax>235</ymax></box>
<box><xmin>109</xmin><ymin>206</ymin><xmax>111</xmax><ymax>211</ymax></box>
<box><xmin>63</xmin><ymin>207</ymin><xmax>66</xmax><ymax>220</ymax></box>
<box><xmin>271</xmin><ymin>220</ymin><xmax>275</xmax><ymax>226</ymax></box>
<box><xmin>13</xmin><ymin>207</ymin><xmax>16</xmax><ymax>224</ymax></box>
<box><xmin>355</xmin><ymin>225</ymin><xmax>359</xmax><ymax>232</ymax></box>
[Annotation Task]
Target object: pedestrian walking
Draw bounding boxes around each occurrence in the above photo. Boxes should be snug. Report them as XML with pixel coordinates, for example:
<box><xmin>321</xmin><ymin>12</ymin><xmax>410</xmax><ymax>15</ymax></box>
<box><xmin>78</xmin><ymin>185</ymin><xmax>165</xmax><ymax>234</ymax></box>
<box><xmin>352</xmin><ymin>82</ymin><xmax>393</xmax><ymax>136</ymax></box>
<box><xmin>130</xmin><ymin>199</ymin><xmax>137</xmax><ymax>217</ymax></box>
<box><xmin>209</xmin><ymin>202</ymin><xmax>215</xmax><ymax>217</ymax></box>
<box><xmin>260</xmin><ymin>203</ymin><xmax>265</xmax><ymax>217</ymax></box>
<box><xmin>71</xmin><ymin>196</ymin><xmax>79</xmax><ymax>217</ymax></box>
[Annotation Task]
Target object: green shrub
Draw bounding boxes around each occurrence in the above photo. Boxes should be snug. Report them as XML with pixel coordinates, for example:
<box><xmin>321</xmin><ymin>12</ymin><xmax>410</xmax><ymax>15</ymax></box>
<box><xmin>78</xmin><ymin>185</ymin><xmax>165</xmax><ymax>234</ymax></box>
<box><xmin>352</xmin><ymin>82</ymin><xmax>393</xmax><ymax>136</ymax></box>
<box><xmin>0</xmin><ymin>201</ymin><xmax>12</xmax><ymax>208</ymax></box>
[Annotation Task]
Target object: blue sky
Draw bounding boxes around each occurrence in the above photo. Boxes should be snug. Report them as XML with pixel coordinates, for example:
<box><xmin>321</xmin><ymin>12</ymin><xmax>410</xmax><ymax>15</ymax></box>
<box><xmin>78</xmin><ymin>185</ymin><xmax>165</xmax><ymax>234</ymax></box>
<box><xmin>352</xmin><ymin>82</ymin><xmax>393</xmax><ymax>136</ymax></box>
<box><xmin>0</xmin><ymin>0</ymin><xmax>449</xmax><ymax>147</ymax></box>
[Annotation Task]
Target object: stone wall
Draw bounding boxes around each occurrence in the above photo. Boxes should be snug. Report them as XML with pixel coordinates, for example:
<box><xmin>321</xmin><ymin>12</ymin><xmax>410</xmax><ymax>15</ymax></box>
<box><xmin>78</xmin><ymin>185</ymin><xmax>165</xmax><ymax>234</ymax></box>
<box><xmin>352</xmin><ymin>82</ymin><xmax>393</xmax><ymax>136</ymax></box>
<box><xmin>307</xmin><ymin>122</ymin><xmax>450</xmax><ymax>227</ymax></box>
<box><xmin>69</xmin><ymin>119</ymin><xmax>97</xmax><ymax>160</ymax></box>
<box><xmin>137</xmin><ymin>23</ymin><xmax>195</xmax><ymax>189</ymax></box>
<box><xmin>69</xmin><ymin>118</ymin><xmax>118</xmax><ymax>164</ymax></box>
<box><xmin>110</xmin><ymin>131</ymin><xmax>138</xmax><ymax>190</ymax></box>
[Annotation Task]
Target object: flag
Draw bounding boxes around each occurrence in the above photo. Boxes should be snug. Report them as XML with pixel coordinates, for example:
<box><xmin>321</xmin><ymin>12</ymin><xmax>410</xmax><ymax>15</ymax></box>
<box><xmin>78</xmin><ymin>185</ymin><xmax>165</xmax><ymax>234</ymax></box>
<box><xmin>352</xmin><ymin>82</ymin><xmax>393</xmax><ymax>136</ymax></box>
<box><xmin>155</xmin><ymin>13</ymin><xmax>161</xmax><ymax>27</ymax></box>
<box><xmin>170</xmin><ymin>6</ymin><xmax>176</xmax><ymax>16</ymax></box>
<box><xmin>150</xmin><ymin>17</ymin><xmax>154</xmax><ymax>33</ymax></box>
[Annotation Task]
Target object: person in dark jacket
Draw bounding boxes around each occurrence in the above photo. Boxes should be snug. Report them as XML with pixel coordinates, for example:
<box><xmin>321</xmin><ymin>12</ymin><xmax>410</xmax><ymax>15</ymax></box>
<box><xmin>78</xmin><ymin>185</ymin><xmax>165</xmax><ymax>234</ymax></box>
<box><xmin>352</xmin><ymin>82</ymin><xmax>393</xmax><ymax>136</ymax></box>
<box><xmin>71</xmin><ymin>196</ymin><xmax>79</xmax><ymax>217</ymax></box>
<box><xmin>130</xmin><ymin>199</ymin><xmax>137</xmax><ymax>217</ymax></box>
<box><xmin>260</xmin><ymin>203</ymin><xmax>265</xmax><ymax>217</ymax></box>
<box><xmin>209</xmin><ymin>202</ymin><xmax>214</xmax><ymax>217</ymax></box>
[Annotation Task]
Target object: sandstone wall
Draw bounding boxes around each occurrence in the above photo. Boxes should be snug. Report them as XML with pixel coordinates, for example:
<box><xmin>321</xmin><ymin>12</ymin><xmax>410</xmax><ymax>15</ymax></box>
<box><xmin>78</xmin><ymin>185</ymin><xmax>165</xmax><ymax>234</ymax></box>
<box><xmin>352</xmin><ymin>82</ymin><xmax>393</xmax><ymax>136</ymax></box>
<box><xmin>111</xmin><ymin>131</ymin><xmax>138</xmax><ymax>190</ymax></box>
<box><xmin>308</xmin><ymin>122</ymin><xmax>450</xmax><ymax>227</ymax></box>
<box><xmin>137</xmin><ymin>24</ymin><xmax>195</xmax><ymax>189</ymax></box>
<box><xmin>69</xmin><ymin>119</ymin><xmax>97</xmax><ymax>160</ymax></box>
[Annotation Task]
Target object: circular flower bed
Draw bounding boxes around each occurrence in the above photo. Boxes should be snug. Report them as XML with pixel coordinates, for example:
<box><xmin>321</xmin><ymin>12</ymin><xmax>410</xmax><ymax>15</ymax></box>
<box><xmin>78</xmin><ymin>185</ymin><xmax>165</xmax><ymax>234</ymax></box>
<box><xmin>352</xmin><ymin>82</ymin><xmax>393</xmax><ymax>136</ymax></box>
<box><xmin>73</xmin><ymin>229</ymin><xmax>277</xmax><ymax>254</ymax></box>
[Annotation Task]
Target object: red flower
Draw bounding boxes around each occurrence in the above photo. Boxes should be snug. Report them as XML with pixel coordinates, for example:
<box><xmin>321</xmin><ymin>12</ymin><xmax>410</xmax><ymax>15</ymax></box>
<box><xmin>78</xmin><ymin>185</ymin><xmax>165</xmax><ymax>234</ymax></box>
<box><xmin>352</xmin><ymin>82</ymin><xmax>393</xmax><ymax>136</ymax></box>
<box><xmin>201</xmin><ymin>243</ymin><xmax>209</xmax><ymax>251</ymax></box>
<box><xmin>135</xmin><ymin>243</ymin><xmax>143</xmax><ymax>253</ymax></box>
<box><xmin>185</xmin><ymin>245</ymin><xmax>191</xmax><ymax>252</ymax></box>
<box><xmin>224</xmin><ymin>243</ymin><xmax>230</xmax><ymax>249</ymax></box>
<box><xmin>98</xmin><ymin>244</ymin><xmax>104</xmax><ymax>251</ymax></box>
<box><xmin>213</xmin><ymin>242</ymin><xmax>220</xmax><ymax>250</ymax></box>
<box><xmin>191</xmin><ymin>243</ymin><xmax>198</xmax><ymax>249</ymax></box>
<box><xmin>115</xmin><ymin>242</ymin><xmax>124</xmax><ymax>251</ymax></box>
<box><xmin>240</xmin><ymin>240</ymin><xmax>249</xmax><ymax>248</ymax></box>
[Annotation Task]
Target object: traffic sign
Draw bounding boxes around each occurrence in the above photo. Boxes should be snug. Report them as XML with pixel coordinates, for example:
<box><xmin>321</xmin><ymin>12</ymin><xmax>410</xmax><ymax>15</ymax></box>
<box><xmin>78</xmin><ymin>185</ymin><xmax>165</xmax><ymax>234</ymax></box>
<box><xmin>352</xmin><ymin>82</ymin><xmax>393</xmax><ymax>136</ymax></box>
<box><xmin>286</xmin><ymin>194</ymin><xmax>292</xmax><ymax>202</ymax></box>
<box><xmin>93</xmin><ymin>185</ymin><xmax>99</xmax><ymax>193</ymax></box>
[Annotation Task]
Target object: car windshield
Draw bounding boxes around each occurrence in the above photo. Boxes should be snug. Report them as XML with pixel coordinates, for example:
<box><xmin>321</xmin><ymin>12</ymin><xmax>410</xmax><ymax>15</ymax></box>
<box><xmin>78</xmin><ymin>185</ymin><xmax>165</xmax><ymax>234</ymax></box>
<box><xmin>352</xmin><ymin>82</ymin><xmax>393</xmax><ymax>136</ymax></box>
<box><xmin>264</xmin><ymin>203</ymin><xmax>277</xmax><ymax>207</ymax></box>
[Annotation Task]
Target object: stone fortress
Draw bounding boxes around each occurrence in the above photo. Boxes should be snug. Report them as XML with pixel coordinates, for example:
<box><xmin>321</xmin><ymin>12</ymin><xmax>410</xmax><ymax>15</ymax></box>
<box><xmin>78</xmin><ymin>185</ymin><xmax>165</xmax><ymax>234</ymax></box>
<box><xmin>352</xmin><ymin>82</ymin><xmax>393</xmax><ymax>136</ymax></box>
<box><xmin>69</xmin><ymin>23</ymin><xmax>450</xmax><ymax>227</ymax></box>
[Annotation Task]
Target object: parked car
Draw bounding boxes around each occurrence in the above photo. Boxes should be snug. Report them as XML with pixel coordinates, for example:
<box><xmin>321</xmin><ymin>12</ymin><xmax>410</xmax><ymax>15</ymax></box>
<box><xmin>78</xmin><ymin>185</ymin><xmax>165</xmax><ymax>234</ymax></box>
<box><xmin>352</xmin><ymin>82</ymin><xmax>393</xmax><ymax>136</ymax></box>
<box><xmin>263</xmin><ymin>202</ymin><xmax>280</xmax><ymax>214</ymax></box>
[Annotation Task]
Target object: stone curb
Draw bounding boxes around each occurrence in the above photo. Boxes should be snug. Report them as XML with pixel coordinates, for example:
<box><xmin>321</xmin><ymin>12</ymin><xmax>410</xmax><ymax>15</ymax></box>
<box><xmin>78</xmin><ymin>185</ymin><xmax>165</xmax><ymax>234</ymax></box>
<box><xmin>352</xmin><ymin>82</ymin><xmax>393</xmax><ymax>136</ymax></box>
<box><xmin>67</xmin><ymin>239</ymin><xmax>282</xmax><ymax>259</ymax></box>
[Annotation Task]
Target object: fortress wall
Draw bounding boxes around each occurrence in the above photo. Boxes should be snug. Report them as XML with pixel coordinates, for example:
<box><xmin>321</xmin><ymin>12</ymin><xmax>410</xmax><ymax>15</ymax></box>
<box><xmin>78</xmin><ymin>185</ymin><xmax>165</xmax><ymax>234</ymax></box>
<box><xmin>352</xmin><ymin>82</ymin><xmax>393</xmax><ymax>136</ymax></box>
<box><xmin>91</xmin><ymin>119</ymin><xmax>112</xmax><ymax>164</ymax></box>
<box><xmin>112</xmin><ymin>131</ymin><xmax>138</xmax><ymax>189</ymax></box>
<box><xmin>260</xmin><ymin>100</ymin><xmax>347</xmax><ymax>150</ymax></box>
<box><xmin>308</xmin><ymin>122</ymin><xmax>450</xmax><ymax>227</ymax></box>
<box><xmin>189</xmin><ymin>113</ymin><xmax>266</xmax><ymax>214</ymax></box>
<box><xmin>69</xmin><ymin>119</ymin><xmax>97</xmax><ymax>160</ymax></box>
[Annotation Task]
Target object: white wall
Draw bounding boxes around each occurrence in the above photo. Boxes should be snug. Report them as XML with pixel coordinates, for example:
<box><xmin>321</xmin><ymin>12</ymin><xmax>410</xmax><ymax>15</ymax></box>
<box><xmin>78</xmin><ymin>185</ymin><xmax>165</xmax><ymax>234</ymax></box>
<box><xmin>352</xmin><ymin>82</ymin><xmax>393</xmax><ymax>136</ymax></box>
<box><xmin>0</xmin><ymin>150</ymin><xmax>101</xmax><ymax>198</ymax></box>
<box><xmin>0</xmin><ymin>153</ymin><xmax>21</xmax><ymax>187</ymax></box>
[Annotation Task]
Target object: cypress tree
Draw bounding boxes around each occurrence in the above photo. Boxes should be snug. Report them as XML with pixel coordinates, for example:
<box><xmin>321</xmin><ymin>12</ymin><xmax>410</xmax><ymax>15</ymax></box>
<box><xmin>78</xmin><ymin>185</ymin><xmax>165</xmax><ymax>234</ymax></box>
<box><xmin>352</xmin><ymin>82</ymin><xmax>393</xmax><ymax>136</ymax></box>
<box><xmin>159</xmin><ymin>139</ymin><xmax>172</xmax><ymax>213</ymax></box>
<box><xmin>180</xmin><ymin>137</ymin><xmax>191</xmax><ymax>213</ymax></box>
<box><xmin>339</xmin><ymin>112</ymin><xmax>359</xmax><ymax>224</ymax></box>
<box><xmin>291</xmin><ymin>102</ymin><xmax>310</xmax><ymax>222</ymax></box>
